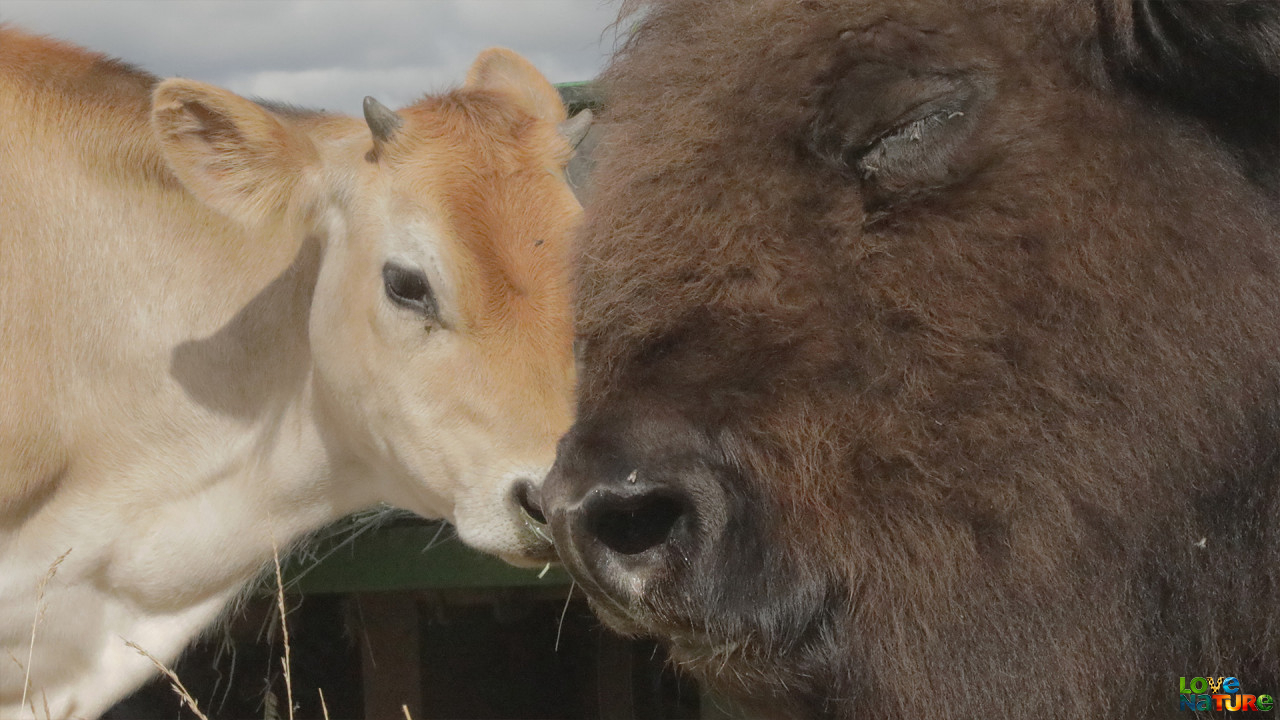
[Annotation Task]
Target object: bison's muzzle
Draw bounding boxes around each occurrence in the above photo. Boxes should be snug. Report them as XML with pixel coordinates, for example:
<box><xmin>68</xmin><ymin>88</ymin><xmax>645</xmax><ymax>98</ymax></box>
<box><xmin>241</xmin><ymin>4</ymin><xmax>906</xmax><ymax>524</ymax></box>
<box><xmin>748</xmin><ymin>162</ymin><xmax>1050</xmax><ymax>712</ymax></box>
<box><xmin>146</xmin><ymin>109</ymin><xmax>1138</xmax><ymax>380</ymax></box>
<box><xmin>541</xmin><ymin>409</ymin><xmax>736</xmax><ymax>627</ymax></box>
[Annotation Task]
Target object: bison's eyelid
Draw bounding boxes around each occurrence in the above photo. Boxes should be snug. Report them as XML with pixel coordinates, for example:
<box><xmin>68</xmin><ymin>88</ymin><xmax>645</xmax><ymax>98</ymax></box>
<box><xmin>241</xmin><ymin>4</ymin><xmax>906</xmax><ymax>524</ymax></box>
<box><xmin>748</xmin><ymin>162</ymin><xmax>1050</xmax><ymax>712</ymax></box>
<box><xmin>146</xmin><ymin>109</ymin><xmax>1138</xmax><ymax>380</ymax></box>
<box><xmin>810</xmin><ymin>63</ymin><xmax>983</xmax><ymax>173</ymax></box>
<box><xmin>854</xmin><ymin>101</ymin><xmax>965</xmax><ymax>153</ymax></box>
<box><xmin>812</xmin><ymin>70</ymin><xmax>987</xmax><ymax>211</ymax></box>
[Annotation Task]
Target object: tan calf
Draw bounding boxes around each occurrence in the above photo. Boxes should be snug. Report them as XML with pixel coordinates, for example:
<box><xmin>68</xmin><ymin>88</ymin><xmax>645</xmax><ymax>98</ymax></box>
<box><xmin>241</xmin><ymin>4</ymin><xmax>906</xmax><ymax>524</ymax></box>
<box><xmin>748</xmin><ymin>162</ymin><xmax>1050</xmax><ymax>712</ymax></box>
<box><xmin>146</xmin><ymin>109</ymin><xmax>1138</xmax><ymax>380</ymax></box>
<box><xmin>0</xmin><ymin>27</ymin><xmax>583</xmax><ymax>719</ymax></box>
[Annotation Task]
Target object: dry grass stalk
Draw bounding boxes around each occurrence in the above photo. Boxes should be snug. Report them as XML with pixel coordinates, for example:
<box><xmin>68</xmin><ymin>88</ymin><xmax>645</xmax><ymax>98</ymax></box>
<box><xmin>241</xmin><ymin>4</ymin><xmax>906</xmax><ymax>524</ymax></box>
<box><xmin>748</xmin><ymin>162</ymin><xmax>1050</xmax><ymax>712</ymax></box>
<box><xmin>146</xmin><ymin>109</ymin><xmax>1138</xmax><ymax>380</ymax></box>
<box><xmin>21</xmin><ymin>548</ymin><xmax>71</xmax><ymax>716</ymax></box>
<box><xmin>555</xmin><ymin>581</ymin><xmax>576</xmax><ymax>652</ymax></box>
<box><xmin>7</xmin><ymin>652</ymin><xmax>27</xmax><ymax>686</ymax></box>
<box><xmin>125</xmin><ymin>640</ymin><xmax>209</xmax><ymax>720</ymax></box>
<box><xmin>270</xmin><ymin>532</ymin><xmax>295</xmax><ymax>720</ymax></box>
<box><xmin>8</xmin><ymin>654</ymin><xmax>35</xmax><ymax>720</ymax></box>
<box><xmin>318</xmin><ymin>687</ymin><xmax>330</xmax><ymax>720</ymax></box>
<box><xmin>401</xmin><ymin>704</ymin><xmax>413</xmax><ymax>720</ymax></box>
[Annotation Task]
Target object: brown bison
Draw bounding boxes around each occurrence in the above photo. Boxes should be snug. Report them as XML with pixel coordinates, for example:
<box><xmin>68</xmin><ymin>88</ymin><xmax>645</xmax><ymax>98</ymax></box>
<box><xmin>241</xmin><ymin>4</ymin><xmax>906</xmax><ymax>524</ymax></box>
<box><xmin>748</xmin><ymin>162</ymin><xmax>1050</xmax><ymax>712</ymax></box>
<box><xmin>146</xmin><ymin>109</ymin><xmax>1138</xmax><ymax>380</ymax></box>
<box><xmin>537</xmin><ymin>0</ymin><xmax>1280</xmax><ymax>718</ymax></box>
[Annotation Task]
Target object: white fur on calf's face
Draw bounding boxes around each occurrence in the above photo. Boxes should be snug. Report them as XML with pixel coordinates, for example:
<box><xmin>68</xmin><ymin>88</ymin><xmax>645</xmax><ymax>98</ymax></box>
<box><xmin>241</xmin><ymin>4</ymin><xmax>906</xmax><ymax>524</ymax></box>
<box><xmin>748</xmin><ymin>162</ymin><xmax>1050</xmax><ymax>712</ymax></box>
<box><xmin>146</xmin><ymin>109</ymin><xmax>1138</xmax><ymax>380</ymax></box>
<box><xmin>152</xmin><ymin>50</ymin><xmax>578</xmax><ymax>563</ymax></box>
<box><xmin>304</xmin><ymin>75</ymin><xmax>578</xmax><ymax>562</ymax></box>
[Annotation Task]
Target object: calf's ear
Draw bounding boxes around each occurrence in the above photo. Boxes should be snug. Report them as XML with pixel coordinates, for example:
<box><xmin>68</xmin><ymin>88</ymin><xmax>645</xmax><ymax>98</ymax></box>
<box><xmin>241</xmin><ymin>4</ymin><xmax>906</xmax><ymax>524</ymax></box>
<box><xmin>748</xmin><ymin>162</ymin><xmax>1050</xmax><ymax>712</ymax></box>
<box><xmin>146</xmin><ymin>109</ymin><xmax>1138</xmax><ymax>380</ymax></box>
<box><xmin>1098</xmin><ymin>0</ymin><xmax>1280</xmax><ymax>171</ymax></box>
<box><xmin>465</xmin><ymin>48</ymin><xmax>568</xmax><ymax>125</ymax></box>
<box><xmin>151</xmin><ymin>79</ymin><xmax>319</xmax><ymax>226</ymax></box>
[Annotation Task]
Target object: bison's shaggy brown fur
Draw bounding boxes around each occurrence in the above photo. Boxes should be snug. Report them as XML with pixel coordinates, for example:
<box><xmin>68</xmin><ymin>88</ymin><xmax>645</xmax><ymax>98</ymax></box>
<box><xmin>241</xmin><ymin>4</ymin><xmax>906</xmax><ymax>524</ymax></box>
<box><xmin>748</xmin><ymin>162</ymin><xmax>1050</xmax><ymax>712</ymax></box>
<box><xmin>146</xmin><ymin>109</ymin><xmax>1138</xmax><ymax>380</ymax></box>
<box><xmin>544</xmin><ymin>1</ymin><xmax>1280</xmax><ymax>718</ymax></box>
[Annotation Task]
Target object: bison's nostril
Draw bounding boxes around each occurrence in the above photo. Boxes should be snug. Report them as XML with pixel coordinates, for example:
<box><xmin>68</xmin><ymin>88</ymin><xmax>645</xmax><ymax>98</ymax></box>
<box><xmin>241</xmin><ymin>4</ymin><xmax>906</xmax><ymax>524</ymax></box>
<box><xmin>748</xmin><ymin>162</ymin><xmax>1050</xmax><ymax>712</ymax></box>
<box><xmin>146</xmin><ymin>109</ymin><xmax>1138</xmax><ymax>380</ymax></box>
<box><xmin>586</xmin><ymin>491</ymin><xmax>686</xmax><ymax>556</ymax></box>
<box><xmin>513</xmin><ymin>480</ymin><xmax>547</xmax><ymax>525</ymax></box>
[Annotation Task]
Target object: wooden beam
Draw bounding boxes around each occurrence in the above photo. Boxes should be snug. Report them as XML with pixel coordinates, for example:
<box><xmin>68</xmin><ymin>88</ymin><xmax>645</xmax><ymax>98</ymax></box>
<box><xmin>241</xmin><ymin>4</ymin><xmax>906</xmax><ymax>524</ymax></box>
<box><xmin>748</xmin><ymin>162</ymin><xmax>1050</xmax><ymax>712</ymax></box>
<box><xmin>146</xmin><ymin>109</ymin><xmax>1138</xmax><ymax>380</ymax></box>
<box><xmin>352</xmin><ymin>593</ymin><xmax>422</xmax><ymax>720</ymax></box>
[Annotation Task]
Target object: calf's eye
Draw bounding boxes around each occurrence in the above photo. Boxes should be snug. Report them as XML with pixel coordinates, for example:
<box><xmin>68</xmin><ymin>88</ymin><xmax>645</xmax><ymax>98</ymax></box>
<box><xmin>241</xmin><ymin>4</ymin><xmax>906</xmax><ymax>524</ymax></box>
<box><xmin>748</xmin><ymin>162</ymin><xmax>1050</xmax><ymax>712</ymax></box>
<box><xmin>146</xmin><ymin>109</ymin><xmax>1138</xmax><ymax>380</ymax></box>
<box><xmin>382</xmin><ymin>262</ymin><xmax>439</xmax><ymax>320</ymax></box>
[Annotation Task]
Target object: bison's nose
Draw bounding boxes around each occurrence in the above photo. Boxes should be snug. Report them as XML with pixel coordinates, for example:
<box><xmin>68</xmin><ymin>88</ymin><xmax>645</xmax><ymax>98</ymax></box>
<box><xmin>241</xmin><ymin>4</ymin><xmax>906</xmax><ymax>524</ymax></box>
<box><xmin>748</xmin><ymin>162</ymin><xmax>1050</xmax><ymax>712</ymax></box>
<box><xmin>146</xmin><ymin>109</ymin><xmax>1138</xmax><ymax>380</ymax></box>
<box><xmin>557</xmin><ymin>475</ymin><xmax>699</xmax><ymax>591</ymax></box>
<box><xmin>546</xmin><ymin>453</ymin><xmax>728</xmax><ymax>599</ymax></box>
<box><xmin>578</xmin><ymin>481</ymin><xmax>692</xmax><ymax>557</ymax></box>
<box><xmin>543</xmin><ymin>412</ymin><xmax>731</xmax><ymax>597</ymax></box>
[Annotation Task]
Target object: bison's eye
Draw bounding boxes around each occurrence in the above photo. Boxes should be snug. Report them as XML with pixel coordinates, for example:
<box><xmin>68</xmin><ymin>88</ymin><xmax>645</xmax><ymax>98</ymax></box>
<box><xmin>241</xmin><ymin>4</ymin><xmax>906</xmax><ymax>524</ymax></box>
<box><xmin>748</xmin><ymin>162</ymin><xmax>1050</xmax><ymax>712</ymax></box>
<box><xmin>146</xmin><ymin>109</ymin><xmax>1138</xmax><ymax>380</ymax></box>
<box><xmin>855</xmin><ymin>106</ymin><xmax>967</xmax><ymax>175</ymax></box>
<box><xmin>382</xmin><ymin>262</ymin><xmax>439</xmax><ymax>321</ymax></box>
<box><xmin>810</xmin><ymin>62</ymin><xmax>987</xmax><ymax>210</ymax></box>
<box><xmin>850</xmin><ymin>100</ymin><xmax>977</xmax><ymax>199</ymax></box>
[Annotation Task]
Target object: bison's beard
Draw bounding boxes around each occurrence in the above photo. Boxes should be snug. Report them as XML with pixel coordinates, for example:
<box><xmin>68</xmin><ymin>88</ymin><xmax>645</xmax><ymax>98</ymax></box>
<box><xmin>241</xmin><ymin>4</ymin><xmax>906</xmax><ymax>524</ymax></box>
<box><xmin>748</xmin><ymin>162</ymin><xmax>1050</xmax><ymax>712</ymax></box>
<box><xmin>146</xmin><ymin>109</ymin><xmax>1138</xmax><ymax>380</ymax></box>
<box><xmin>566</xmin><ymin>512</ymin><xmax>850</xmax><ymax>719</ymax></box>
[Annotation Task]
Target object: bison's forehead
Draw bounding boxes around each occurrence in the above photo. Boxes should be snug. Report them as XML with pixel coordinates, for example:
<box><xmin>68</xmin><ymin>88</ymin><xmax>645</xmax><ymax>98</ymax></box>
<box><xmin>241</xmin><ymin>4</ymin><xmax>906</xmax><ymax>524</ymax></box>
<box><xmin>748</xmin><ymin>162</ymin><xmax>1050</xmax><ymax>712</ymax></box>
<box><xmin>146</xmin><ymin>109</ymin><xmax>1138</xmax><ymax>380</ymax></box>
<box><xmin>575</xmin><ymin>0</ymin><xmax>1268</xmax><ymax>377</ymax></box>
<box><xmin>575</xmin><ymin>0</ymin><xmax>1089</xmax><ymax>368</ymax></box>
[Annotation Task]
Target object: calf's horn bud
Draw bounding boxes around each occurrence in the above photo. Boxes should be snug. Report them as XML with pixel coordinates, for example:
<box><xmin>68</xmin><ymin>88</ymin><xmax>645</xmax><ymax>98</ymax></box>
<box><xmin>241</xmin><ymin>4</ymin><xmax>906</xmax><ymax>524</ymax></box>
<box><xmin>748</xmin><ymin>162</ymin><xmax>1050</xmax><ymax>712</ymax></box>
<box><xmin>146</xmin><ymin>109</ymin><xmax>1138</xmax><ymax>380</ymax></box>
<box><xmin>559</xmin><ymin>109</ymin><xmax>593</xmax><ymax>150</ymax></box>
<box><xmin>363</xmin><ymin>96</ymin><xmax>403</xmax><ymax>144</ymax></box>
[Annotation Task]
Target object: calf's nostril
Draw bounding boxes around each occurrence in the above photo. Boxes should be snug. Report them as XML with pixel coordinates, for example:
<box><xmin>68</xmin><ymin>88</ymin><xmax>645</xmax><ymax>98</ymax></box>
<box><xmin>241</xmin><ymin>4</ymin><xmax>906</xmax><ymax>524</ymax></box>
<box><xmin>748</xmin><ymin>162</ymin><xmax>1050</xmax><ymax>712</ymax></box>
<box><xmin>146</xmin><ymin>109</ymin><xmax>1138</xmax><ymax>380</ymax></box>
<box><xmin>585</xmin><ymin>491</ymin><xmax>686</xmax><ymax>556</ymax></box>
<box><xmin>513</xmin><ymin>480</ymin><xmax>548</xmax><ymax>525</ymax></box>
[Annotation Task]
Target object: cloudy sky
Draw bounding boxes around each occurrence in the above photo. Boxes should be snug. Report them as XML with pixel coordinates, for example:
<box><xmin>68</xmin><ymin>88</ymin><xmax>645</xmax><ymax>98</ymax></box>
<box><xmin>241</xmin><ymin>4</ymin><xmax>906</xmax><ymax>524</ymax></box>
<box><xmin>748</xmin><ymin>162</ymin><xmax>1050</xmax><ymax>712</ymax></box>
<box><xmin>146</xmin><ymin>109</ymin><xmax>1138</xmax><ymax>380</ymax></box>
<box><xmin>3</xmin><ymin>1</ymin><xmax>621</xmax><ymax>115</ymax></box>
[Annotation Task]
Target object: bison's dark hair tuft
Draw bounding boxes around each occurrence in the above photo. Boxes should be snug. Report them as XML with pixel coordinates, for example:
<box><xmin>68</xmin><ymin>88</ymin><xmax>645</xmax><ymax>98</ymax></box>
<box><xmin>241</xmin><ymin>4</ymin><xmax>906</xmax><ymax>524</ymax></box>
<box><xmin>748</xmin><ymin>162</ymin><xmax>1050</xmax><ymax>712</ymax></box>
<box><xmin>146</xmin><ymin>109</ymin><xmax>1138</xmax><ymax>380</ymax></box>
<box><xmin>1097</xmin><ymin>0</ymin><xmax>1280</xmax><ymax>182</ymax></box>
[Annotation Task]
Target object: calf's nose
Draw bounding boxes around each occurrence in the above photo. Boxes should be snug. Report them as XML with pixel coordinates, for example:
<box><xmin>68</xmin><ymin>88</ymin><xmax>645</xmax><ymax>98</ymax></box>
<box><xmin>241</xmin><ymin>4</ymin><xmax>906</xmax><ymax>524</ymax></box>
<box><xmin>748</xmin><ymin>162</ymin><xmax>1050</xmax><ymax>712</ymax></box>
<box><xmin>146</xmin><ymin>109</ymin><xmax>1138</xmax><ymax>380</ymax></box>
<box><xmin>512</xmin><ymin>478</ymin><xmax>548</xmax><ymax>525</ymax></box>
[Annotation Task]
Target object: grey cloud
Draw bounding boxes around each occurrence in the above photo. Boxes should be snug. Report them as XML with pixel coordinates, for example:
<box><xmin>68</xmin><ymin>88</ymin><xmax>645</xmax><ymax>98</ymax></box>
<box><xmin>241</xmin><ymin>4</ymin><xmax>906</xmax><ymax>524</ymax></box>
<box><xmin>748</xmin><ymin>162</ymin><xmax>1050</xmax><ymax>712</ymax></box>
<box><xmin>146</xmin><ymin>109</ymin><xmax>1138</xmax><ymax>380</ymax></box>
<box><xmin>2</xmin><ymin>0</ymin><xmax>618</xmax><ymax>114</ymax></box>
